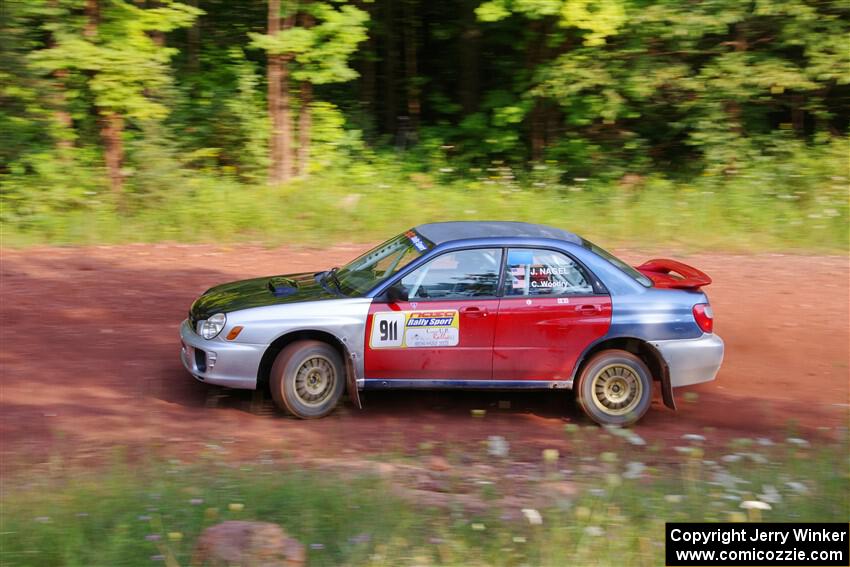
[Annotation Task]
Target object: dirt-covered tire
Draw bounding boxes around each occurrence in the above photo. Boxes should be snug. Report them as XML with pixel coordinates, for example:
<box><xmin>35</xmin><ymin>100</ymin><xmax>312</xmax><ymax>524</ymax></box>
<box><xmin>269</xmin><ymin>340</ymin><xmax>345</xmax><ymax>419</ymax></box>
<box><xmin>575</xmin><ymin>349</ymin><xmax>653</xmax><ymax>426</ymax></box>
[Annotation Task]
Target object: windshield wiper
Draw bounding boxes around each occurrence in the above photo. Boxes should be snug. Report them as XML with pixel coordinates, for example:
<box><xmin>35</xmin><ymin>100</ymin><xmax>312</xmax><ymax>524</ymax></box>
<box><xmin>317</xmin><ymin>267</ymin><xmax>344</xmax><ymax>295</ymax></box>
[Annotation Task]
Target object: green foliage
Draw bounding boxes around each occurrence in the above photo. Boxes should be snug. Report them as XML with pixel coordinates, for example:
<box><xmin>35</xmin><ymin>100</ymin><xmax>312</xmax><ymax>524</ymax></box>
<box><xmin>1</xmin><ymin>440</ymin><xmax>847</xmax><ymax>565</ymax></box>
<box><xmin>0</xmin><ymin>0</ymin><xmax>848</xmax><ymax>249</ymax></box>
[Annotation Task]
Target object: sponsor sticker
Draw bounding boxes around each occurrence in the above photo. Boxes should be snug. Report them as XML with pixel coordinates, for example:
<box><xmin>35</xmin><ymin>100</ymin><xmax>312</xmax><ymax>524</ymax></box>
<box><xmin>404</xmin><ymin>230</ymin><xmax>429</xmax><ymax>252</ymax></box>
<box><xmin>370</xmin><ymin>310</ymin><xmax>460</xmax><ymax>349</ymax></box>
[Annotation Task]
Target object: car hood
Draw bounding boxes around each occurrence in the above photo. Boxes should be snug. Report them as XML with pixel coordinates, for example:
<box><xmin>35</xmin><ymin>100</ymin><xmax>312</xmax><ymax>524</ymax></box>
<box><xmin>190</xmin><ymin>272</ymin><xmax>339</xmax><ymax>320</ymax></box>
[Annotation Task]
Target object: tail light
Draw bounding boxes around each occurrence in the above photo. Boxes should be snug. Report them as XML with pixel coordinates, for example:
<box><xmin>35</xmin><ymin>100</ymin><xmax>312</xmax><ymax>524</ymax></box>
<box><xmin>693</xmin><ymin>303</ymin><xmax>714</xmax><ymax>333</ymax></box>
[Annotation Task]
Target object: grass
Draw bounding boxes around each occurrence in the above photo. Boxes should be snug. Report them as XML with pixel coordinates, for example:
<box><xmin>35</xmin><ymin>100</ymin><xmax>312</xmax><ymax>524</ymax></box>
<box><xmin>2</xmin><ymin>154</ymin><xmax>848</xmax><ymax>251</ymax></box>
<box><xmin>1</xmin><ymin>433</ymin><xmax>847</xmax><ymax>566</ymax></box>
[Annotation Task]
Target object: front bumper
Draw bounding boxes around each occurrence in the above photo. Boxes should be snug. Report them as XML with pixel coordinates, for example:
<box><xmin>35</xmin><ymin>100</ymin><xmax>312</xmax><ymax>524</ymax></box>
<box><xmin>652</xmin><ymin>333</ymin><xmax>724</xmax><ymax>388</ymax></box>
<box><xmin>179</xmin><ymin>319</ymin><xmax>264</xmax><ymax>389</ymax></box>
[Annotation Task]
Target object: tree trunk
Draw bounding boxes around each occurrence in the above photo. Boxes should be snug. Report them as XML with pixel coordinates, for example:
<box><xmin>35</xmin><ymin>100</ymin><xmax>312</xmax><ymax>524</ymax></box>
<box><xmin>402</xmin><ymin>0</ymin><xmax>419</xmax><ymax>136</ymax></box>
<box><xmin>86</xmin><ymin>0</ymin><xmax>124</xmax><ymax>202</ymax></box>
<box><xmin>187</xmin><ymin>0</ymin><xmax>200</xmax><ymax>71</ymax></box>
<box><xmin>48</xmin><ymin>0</ymin><xmax>73</xmax><ymax>154</ymax></box>
<box><xmin>101</xmin><ymin>112</ymin><xmax>125</xmax><ymax>203</ymax></box>
<box><xmin>459</xmin><ymin>0</ymin><xmax>480</xmax><ymax>115</ymax></box>
<box><xmin>297</xmin><ymin>80</ymin><xmax>312</xmax><ymax>176</ymax></box>
<box><xmin>267</xmin><ymin>0</ymin><xmax>291</xmax><ymax>184</ymax></box>
<box><xmin>382</xmin><ymin>0</ymin><xmax>397</xmax><ymax>135</ymax></box>
<box><xmin>356</xmin><ymin>1</ymin><xmax>376</xmax><ymax>139</ymax></box>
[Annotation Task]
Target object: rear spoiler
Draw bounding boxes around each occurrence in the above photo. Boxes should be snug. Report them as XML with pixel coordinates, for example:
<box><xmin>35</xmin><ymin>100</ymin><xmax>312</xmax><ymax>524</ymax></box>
<box><xmin>635</xmin><ymin>259</ymin><xmax>712</xmax><ymax>290</ymax></box>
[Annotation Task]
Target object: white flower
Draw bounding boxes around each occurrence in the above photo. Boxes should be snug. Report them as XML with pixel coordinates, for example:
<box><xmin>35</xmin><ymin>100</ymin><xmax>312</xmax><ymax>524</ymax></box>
<box><xmin>487</xmin><ymin>436</ymin><xmax>509</xmax><ymax>458</ymax></box>
<box><xmin>741</xmin><ymin>500</ymin><xmax>772</xmax><ymax>511</ymax></box>
<box><xmin>626</xmin><ymin>433</ymin><xmax>646</xmax><ymax>446</ymax></box>
<box><xmin>522</xmin><ymin>508</ymin><xmax>543</xmax><ymax>525</ymax></box>
<box><xmin>786</xmin><ymin>481</ymin><xmax>809</xmax><ymax>495</ymax></box>
<box><xmin>664</xmin><ymin>494</ymin><xmax>683</xmax><ymax>504</ymax></box>
<box><xmin>786</xmin><ymin>437</ymin><xmax>810</xmax><ymax>447</ymax></box>
<box><xmin>722</xmin><ymin>454</ymin><xmax>742</xmax><ymax>463</ymax></box>
<box><xmin>682</xmin><ymin>434</ymin><xmax>706</xmax><ymax>442</ymax></box>
<box><xmin>757</xmin><ymin>437</ymin><xmax>774</xmax><ymax>446</ymax></box>
<box><xmin>623</xmin><ymin>462</ymin><xmax>646</xmax><ymax>480</ymax></box>
<box><xmin>758</xmin><ymin>485</ymin><xmax>782</xmax><ymax>504</ymax></box>
<box><xmin>585</xmin><ymin>526</ymin><xmax>605</xmax><ymax>537</ymax></box>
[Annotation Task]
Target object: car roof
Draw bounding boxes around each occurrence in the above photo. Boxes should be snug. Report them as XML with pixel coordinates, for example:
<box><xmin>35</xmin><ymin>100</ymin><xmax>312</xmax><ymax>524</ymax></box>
<box><xmin>414</xmin><ymin>221</ymin><xmax>582</xmax><ymax>245</ymax></box>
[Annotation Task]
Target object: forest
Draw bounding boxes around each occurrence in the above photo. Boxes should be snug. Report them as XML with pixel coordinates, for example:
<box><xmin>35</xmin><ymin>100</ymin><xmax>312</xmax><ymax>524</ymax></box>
<box><xmin>1</xmin><ymin>0</ymin><xmax>848</xmax><ymax>248</ymax></box>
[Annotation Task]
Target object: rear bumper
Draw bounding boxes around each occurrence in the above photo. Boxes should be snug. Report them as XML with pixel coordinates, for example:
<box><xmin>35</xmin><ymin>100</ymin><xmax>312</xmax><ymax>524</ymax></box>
<box><xmin>652</xmin><ymin>333</ymin><xmax>724</xmax><ymax>388</ymax></box>
<box><xmin>179</xmin><ymin>319</ymin><xmax>263</xmax><ymax>389</ymax></box>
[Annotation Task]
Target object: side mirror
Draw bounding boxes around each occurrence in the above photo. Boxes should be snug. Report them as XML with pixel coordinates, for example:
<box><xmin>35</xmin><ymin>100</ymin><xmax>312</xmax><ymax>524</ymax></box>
<box><xmin>386</xmin><ymin>284</ymin><xmax>409</xmax><ymax>303</ymax></box>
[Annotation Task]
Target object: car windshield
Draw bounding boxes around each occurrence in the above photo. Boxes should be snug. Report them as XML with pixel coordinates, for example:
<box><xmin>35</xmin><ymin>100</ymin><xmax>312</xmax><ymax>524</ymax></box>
<box><xmin>581</xmin><ymin>239</ymin><xmax>653</xmax><ymax>287</ymax></box>
<box><xmin>333</xmin><ymin>230</ymin><xmax>433</xmax><ymax>295</ymax></box>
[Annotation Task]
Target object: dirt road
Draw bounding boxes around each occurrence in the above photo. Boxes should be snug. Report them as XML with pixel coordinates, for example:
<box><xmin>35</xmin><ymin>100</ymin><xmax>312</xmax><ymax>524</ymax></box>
<box><xmin>1</xmin><ymin>244</ymin><xmax>847</xmax><ymax>468</ymax></box>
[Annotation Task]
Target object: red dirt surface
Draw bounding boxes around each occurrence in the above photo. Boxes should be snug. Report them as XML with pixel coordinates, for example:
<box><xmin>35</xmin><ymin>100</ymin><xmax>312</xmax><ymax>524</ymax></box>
<box><xmin>1</xmin><ymin>244</ymin><xmax>848</xmax><ymax>468</ymax></box>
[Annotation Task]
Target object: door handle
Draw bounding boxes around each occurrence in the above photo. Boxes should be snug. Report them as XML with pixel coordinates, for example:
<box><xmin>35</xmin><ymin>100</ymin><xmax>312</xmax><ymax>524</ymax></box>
<box><xmin>460</xmin><ymin>306</ymin><xmax>488</xmax><ymax>317</ymax></box>
<box><xmin>577</xmin><ymin>304</ymin><xmax>601</xmax><ymax>314</ymax></box>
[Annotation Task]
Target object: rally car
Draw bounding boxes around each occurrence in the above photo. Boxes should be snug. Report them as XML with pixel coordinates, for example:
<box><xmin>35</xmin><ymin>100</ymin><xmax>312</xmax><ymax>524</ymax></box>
<box><xmin>180</xmin><ymin>221</ymin><xmax>724</xmax><ymax>425</ymax></box>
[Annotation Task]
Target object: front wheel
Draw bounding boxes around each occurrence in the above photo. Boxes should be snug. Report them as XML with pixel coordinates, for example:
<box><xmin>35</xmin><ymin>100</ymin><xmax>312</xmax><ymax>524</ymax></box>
<box><xmin>269</xmin><ymin>340</ymin><xmax>345</xmax><ymax>419</ymax></box>
<box><xmin>575</xmin><ymin>349</ymin><xmax>652</xmax><ymax>426</ymax></box>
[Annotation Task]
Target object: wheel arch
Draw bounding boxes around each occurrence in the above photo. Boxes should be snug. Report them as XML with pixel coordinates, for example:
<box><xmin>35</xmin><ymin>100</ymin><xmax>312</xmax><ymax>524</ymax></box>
<box><xmin>573</xmin><ymin>336</ymin><xmax>676</xmax><ymax>410</ymax></box>
<box><xmin>257</xmin><ymin>329</ymin><xmax>360</xmax><ymax>408</ymax></box>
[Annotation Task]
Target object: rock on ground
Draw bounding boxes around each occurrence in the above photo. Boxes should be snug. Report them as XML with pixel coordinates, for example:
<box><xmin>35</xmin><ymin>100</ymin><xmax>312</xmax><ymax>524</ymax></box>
<box><xmin>192</xmin><ymin>521</ymin><xmax>306</xmax><ymax>567</ymax></box>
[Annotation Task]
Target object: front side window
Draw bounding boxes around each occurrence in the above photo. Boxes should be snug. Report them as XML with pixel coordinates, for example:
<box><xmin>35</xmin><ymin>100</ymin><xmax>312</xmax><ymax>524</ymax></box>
<box><xmin>335</xmin><ymin>231</ymin><xmax>433</xmax><ymax>295</ymax></box>
<box><xmin>503</xmin><ymin>248</ymin><xmax>594</xmax><ymax>296</ymax></box>
<box><xmin>399</xmin><ymin>248</ymin><xmax>502</xmax><ymax>299</ymax></box>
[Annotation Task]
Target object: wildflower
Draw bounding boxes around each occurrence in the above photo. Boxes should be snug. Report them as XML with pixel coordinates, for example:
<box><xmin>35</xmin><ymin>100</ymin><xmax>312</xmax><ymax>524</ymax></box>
<box><xmin>310</xmin><ymin>543</ymin><xmax>325</xmax><ymax>550</ymax></box>
<box><xmin>740</xmin><ymin>500</ymin><xmax>771</xmax><ymax>510</ymax></box>
<box><xmin>623</xmin><ymin>462</ymin><xmax>646</xmax><ymax>480</ymax></box>
<box><xmin>349</xmin><ymin>533</ymin><xmax>371</xmax><ymax>545</ymax></box>
<box><xmin>682</xmin><ymin>434</ymin><xmax>706</xmax><ymax>443</ymax></box>
<box><xmin>757</xmin><ymin>437</ymin><xmax>774</xmax><ymax>446</ymax></box>
<box><xmin>189</xmin><ymin>498</ymin><xmax>204</xmax><ymax>505</ymax></box>
<box><xmin>585</xmin><ymin>526</ymin><xmax>605</xmax><ymax>537</ymax></box>
<box><xmin>138</xmin><ymin>515</ymin><xmax>152</xmax><ymax>521</ymax></box>
<box><xmin>600</xmin><ymin>451</ymin><xmax>618</xmax><ymax>463</ymax></box>
<box><xmin>487</xmin><ymin>436</ymin><xmax>509</xmax><ymax>458</ymax></box>
<box><xmin>721</xmin><ymin>454</ymin><xmax>742</xmax><ymax>463</ymax></box>
<box><xmin>471</xmin><ymin>409</ymin><xmax>486</xmax><ymax>418</ymax></box>
<box><xmin>542</xmin><ymin>449</ymin><xmax>559</xmax><ymax>463</ymax></box>
<box><xmin>168</xmin><ymin>532</ymin><xmax>183</xmax><ymax>542</ymax></box>
<box><xmin>564</xmin><ymin>423</ymin><xmax>580</xmax><ymax>434</ymax></box>
<box><xmin>758</xmin><ymin>485</ymin><xmax>782</xmax><ymax>504</ymax></box>
<box><xmin>786</xmin><ymin>437</ymin><xmax>810</xmax><ymax>448</ymax></box>
<box><xmin>785</xmin><ymin>481</ymin><xmax>809</xmax><ymax>495</ymax></box>
<box><xmin>522</xmin><ymin>508</ymin><xmax>543</xmax><ymax>525</ymax></box>
<box><xmin>471</xmin><ymin>523</ymin><xmax>486</xmax><ymax>531</ymax></box>
<box><xmin>727</xmin><ymin>511</ymin><xmax>747</xmax><ymax>522</ymax></box>
<box><xmin>204</xmin><ymin>507</ymin><xmax>219</xmax><ymax>521</ymax></box>
<box><xmin>605</xmin><ymin>473</ymin><xmax>622</xmax><ymax>488</ymax></box>
<box><xmin>626</xmin><ymin>433</ymin><xmax>646</xmax><ymax>446</ymax></box>
<box><xmin>575</xmin><ymin>506</ymin><xmax>591</xmax><ymax>520</ymax></box>
<box><xmin>150</xmin><ymin>555</ymin><xmax>165</xmax><ymax>562</ymax></box>
<box><xmin>145</xmin><ymin>534</ymin><xmax>161</xmax><ymax>542</ymax></box>
<box><xmin>512</xmin><ymin>536</ymin><xmax>527</xmax><ymax>544</ymax></box>
<box><xmin>228</xmin><ymin>503</ymin><xmax>244</xmax><ymax>512</ymax></box>
<box><xmin>664</xmin><ymin>494</ymin><xmax>683</xmax><ymax>504</ymax></box>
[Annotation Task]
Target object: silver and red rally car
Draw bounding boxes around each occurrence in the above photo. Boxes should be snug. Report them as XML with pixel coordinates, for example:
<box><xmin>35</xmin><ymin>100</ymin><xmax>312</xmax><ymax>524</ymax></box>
<box><xmin>180</xmin><ymin>221</ymin><xmax>724</xmax><ymax>425</ymax></box>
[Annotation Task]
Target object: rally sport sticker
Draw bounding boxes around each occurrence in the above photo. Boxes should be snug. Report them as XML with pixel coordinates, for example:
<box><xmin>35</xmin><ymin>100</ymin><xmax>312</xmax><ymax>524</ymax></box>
<box><xmin>370</xmin><ymin>310</ymin><xmax>459</xmax><ymax>349</ymax></box>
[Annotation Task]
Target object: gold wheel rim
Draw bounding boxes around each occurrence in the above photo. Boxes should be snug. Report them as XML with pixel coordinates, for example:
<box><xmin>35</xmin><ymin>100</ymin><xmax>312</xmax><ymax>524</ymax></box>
<box><xmin>590</xmin><ymin>364</ymin><xmax>642</xmax><ymax>416</ymax></box>
<box><xmin>293</xmin><ymin>355</ymin><xmax>336</xmax><ymax>408</ymax></box>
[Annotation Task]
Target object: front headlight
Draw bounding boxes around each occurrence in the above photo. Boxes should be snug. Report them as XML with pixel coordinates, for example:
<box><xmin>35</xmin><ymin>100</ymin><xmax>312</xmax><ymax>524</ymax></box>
<box><xmin>201</xmin><ymin>313</ymin><xmax>226</xmax><ymax>339</ymax></box>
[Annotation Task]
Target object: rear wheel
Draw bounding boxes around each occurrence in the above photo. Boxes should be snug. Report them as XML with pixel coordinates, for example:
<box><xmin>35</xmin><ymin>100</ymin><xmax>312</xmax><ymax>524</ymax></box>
<box><xmin>575</xmin><ymin>349</ymin><xmax>652</xmax><ymax>426</ymax></box>
<box><xmin>269</xmin><ymin>340</ymin><xmax>345</xmax><ymax>419</ymax></box>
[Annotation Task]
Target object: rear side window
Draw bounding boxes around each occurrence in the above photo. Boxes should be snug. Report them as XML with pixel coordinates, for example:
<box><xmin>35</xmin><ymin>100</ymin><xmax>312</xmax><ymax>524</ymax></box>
<box><xmin>503</xmin><ymin>248</ymin><xmax>594</xmax><ymax>296</ymax></box>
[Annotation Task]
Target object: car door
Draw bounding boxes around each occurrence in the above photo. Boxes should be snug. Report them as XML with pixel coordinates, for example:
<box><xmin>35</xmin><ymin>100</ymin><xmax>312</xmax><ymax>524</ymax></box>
<box><xmin>365</xmin><ymin>248</ymin><xmax>503</xmax><ymax>381</ymax></box>
<box><xmin>493</xmin><ymin>248</ymin><xmax>612</xmax><ymax>381</ymax></box>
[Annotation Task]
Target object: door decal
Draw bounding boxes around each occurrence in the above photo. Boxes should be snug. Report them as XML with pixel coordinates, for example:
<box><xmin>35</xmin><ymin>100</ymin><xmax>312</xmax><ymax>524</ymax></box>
<box><xmin>370</xmin><ymin>310</ymin><xmax>460</xmax><ymax>349</ymax></box>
